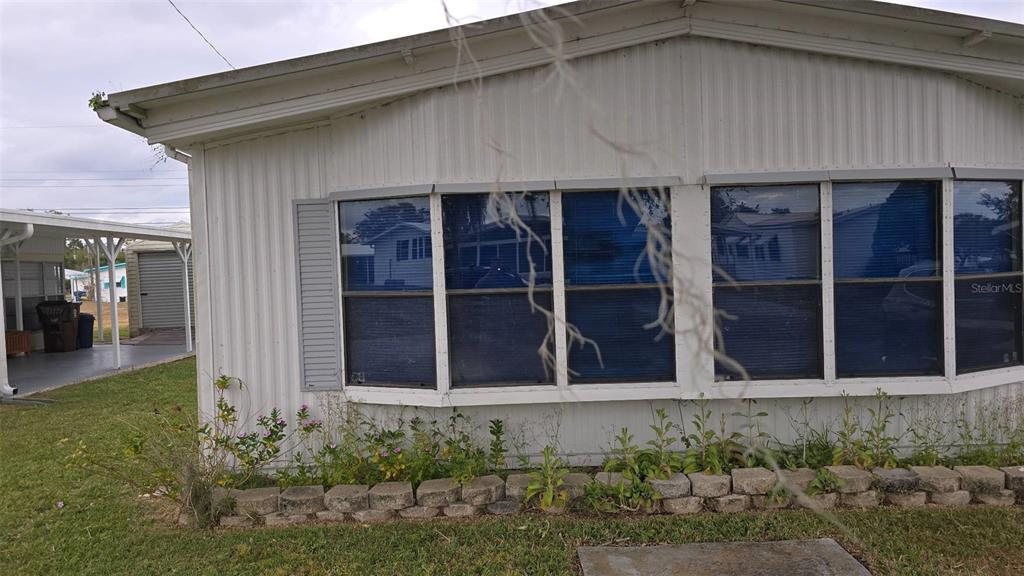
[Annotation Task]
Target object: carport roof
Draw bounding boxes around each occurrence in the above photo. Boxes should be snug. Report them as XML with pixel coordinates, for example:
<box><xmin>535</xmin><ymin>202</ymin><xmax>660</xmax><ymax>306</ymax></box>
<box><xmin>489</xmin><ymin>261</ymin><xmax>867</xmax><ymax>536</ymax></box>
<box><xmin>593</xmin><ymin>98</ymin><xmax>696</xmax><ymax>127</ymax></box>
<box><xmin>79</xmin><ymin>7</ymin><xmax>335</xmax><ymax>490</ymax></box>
<box><xmin>0</xmin><ymin>209</ymin><xmax>191</xmax><ymax>242</ymax></box>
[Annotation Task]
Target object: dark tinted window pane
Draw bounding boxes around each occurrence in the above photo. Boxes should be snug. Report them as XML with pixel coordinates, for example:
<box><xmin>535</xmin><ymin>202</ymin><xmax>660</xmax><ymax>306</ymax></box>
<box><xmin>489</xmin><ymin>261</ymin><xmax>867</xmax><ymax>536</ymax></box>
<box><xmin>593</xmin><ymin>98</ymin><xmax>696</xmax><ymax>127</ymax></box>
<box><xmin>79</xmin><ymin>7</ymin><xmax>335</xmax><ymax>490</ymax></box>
<box><xmin>562</xmin><ymin>190</ymin><xmax>671</xmax><ymax>286</ymax></box>
<box><xmin>714</xmin><ymin>284</ymin><xmax>822</xmax><ymax>380</ymax></box>
<box><xmin>833</xmin><ymin>181</ymin><xmax>939</xmax><ymax>279</ymax></box>
<box><xmin>955</xmin><ymin>277</ymin><xmax>1023</xmax><ymax>373</ymax></box>
<box><xmin>711</xmin><ymin>185</ymin><xmax>820</xmax><ymax>282</ymax></box>
<box><xmin>566</xmin><ymin>288</ymin><xmax>674</xmax><ymax>382</ymax></box>
<box><xmin>442</xmin><ymin>193</ymin><xmax>552</xmax><ymax>289</ymax></box>
<box><xmin>835</xmin><ymin>282</ymin><xmax>942</xmax><ymax>376</ymax></box>
<box><xmin>339</xmin><ymin>197</ymin><xmax>432</xmax><ymax>291</ymax></box>
<box><xmin>954</xmin><ymin>181</ymin><xmax>1021</xmax><ymax>275</ymax></box>
<box><xmin>344</xmin><ymin>296</ymin><xmax>436</xmax><ymax>387</ymax></box>
<box><xmin>448</xmin><ymin>292</ymin><xmax>554</xmax><ymax>386</ymax></box>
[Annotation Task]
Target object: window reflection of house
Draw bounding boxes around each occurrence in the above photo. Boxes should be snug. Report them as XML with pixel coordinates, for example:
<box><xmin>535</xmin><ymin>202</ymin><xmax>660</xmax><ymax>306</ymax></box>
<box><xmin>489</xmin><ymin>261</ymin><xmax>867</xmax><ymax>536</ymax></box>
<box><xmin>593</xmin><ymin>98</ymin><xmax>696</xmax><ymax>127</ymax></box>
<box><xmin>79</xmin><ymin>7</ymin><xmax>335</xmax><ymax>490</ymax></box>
<box><xmin>712</xmin><ymin>211</ymin><xmax>818</xmax><ymax>281</ymax></box>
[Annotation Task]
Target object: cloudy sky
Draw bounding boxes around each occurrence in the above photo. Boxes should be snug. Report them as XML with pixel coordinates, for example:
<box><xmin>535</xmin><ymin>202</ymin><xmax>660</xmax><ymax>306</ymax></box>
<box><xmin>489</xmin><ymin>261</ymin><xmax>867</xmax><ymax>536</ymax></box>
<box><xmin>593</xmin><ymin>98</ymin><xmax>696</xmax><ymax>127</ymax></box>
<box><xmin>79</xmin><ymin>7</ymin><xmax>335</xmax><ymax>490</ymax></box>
<box><xmin>1</xmin><ymin>0</ymin><xmax>1021</xmax><ymax>226</ymax></box>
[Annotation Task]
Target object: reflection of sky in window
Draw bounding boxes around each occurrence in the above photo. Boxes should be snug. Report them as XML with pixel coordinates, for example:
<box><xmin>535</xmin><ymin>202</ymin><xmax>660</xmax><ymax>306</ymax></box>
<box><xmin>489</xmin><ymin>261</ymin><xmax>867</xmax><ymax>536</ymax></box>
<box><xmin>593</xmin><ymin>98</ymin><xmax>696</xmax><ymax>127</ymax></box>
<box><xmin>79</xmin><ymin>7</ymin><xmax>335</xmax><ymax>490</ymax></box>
<box><xmin>832</xmin><ymin>182</ymin><xmax>911</xmax><ymax>214</ymax></box>
<box><xmin>954</xmin><ymin>181</ymin><xmax>1018</xmax><ymax>218</ymax></box>
<box><xmin>715</xmin><ymin>184</ymin><xmax>818</xmax><ymax>214</ymax></box>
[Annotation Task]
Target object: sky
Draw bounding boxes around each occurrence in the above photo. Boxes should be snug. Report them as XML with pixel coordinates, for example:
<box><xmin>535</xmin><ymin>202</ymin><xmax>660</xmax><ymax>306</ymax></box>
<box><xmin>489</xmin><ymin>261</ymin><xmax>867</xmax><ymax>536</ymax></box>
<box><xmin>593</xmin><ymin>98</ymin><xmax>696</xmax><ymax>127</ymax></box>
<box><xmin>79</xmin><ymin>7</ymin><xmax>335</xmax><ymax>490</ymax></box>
<box><xmin>1</xmin><ymin>0</ymin><xmax>1021</xmax><ymax>226</ymax></box>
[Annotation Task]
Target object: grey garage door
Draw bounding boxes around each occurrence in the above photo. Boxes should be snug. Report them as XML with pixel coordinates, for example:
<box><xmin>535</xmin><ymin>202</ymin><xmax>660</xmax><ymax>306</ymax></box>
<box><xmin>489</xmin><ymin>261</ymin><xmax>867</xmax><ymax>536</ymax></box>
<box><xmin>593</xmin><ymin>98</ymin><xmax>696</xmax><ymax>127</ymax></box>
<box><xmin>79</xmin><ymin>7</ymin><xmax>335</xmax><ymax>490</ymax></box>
<box><xmin>138</xmin><ymin>251</ymin><xmax>195</xmax><ymax>329</ymax></box>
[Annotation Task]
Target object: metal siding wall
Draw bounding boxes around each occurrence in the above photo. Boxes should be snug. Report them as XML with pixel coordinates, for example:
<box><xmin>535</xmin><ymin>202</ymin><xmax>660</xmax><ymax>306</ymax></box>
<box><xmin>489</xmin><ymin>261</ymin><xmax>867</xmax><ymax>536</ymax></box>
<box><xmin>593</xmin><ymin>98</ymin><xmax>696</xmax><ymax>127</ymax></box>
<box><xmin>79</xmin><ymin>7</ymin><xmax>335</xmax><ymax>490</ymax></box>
<box><xmin>203</xmin><ymin>127</ymin><xmax>324</xmax><ymax>418</ymax></box>
<box><xmin>330</xmin><ymin>39</ymin><xmax>692</xmax><ymax>191</ymax></box>
<box><xmin>699</xmin><ymin>38</ymin><xmax>1022</xmax><ymax>173</ymax></box>
<box><xmin>197</xmin><ymin>36</ymin><xmax>1024</xmax><ymax>456</ymax></box>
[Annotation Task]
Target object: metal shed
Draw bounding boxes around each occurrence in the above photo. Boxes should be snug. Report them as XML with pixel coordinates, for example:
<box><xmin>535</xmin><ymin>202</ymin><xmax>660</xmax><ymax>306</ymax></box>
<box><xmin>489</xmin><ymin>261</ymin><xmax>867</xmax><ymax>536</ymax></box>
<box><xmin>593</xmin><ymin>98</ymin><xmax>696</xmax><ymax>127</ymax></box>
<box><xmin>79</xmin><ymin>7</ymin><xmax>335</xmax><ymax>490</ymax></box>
<box><xmin>124</xmin><ymin>229</ymin><xmax>195</xmax><ymax>337</ymax></box>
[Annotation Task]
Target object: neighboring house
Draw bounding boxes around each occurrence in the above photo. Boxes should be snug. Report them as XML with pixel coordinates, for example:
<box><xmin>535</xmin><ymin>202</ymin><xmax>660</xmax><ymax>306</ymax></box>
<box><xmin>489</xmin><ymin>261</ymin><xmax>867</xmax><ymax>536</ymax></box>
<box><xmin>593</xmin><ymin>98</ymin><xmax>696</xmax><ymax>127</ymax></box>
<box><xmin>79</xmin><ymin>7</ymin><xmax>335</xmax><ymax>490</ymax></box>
<box><xmin>1</xmin><ymin>234</ymin><xmax>66</xmax><ymax>335</ymax></box>
<box><xmin>79</xmin><ymin>262</ymin><xmax>128</xmax><ymax>303</ymax></box>
<box><xmin>124</xmin><ymin>228</ymin><xmax>195</xmax><ymax>337</ymax></box>
<box><xmin>95</xmin><ymin>0</ymin><xmax>1024</xmax><ymax>458</ymax></box>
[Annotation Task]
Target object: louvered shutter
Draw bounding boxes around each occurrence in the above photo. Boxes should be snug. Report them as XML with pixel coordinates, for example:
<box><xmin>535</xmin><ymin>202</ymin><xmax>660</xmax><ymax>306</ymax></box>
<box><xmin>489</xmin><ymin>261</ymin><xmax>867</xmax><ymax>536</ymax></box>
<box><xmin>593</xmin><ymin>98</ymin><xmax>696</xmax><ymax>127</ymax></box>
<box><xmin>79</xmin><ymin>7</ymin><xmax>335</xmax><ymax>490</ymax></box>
<box><xmin>294</xmin><ymin>200</ymin><xmax>342</xmax><ymax>390</ymax></box>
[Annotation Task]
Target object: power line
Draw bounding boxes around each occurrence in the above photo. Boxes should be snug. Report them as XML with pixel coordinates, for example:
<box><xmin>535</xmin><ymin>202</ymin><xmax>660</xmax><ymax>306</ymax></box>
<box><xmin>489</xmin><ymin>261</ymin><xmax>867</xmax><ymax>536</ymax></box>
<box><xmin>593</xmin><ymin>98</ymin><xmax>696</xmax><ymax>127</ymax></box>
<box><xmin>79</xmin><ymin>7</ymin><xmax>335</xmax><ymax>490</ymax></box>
<box><xmin>166</xmin><ymin>0</ymin><xmax>235</xmax><ymax>70</ymax></box>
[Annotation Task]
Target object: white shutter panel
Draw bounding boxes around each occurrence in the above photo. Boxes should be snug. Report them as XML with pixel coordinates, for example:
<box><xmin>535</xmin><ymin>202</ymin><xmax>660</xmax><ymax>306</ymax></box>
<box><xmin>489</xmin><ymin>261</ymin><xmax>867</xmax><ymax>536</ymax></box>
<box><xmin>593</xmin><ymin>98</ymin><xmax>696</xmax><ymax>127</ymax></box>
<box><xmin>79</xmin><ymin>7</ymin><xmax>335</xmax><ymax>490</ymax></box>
<box><xmin>294</xmin><ymin>200</ymin><xmax>342</xmax><ymax>390</ymax></box>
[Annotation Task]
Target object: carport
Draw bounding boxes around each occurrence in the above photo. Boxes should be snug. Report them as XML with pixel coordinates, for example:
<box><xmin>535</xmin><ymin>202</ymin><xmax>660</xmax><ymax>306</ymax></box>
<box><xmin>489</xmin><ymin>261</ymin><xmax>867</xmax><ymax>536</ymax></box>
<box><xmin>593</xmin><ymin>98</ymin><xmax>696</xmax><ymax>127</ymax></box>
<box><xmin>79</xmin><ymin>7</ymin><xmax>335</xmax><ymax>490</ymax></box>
<box><xmin>1</xmin><ymin>209</ymin><xmax>192</xmax><ymax>396</ymax></box>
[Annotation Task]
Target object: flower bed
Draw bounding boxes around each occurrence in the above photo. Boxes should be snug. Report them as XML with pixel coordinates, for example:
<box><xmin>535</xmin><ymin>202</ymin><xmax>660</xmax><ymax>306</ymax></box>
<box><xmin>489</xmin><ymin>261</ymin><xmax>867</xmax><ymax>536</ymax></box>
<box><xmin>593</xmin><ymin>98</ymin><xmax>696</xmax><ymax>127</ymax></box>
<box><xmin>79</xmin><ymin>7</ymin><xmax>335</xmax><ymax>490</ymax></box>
<box><xmin>210</xmin><ymin>464</ymin><xmax>1024</xmax><ymax>528</ymax></box>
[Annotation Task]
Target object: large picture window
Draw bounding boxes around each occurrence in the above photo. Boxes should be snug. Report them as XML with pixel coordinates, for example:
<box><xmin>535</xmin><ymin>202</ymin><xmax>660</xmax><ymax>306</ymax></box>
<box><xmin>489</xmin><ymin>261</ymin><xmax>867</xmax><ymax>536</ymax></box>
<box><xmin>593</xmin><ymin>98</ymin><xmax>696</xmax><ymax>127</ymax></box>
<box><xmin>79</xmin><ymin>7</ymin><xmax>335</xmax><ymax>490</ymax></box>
<box><xmin>442</xmin><ymin>192</ymin><xmax>554</xmax><ymax>386</ymax></box>
<box><xmin>954</xmin><ymin>180</ymin><xmax>1022</xmax><ymax>374</ymax></box>
<box><xmin>833</xmin><ymin>181</ymin><xmax>943</xmax><ymax>377</ymax></box>
<box><xmin>562</xmin><ymin>189</ymin><xmax>674</xmax><ymax>383</ymax></box>
<box><xmin>711</xmin><ymin>184</ymin><xmax>822</xmax><ymax>380</ymax></box>
<box><xmin>339</xmin><ymin>197</ymin><xmax>436</xmax><ymax>387</ymax></box>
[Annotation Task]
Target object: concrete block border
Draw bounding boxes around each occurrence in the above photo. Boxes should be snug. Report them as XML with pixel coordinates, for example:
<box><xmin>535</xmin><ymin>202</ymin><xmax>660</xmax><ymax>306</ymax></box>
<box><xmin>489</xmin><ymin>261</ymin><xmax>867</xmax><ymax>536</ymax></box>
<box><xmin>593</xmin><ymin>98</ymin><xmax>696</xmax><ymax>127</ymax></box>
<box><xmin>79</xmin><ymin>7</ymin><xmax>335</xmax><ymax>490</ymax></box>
<box><xmin>216</xmin><ymin>464</ymin><xmax>1022</xmax><ymax>528</ymax></box>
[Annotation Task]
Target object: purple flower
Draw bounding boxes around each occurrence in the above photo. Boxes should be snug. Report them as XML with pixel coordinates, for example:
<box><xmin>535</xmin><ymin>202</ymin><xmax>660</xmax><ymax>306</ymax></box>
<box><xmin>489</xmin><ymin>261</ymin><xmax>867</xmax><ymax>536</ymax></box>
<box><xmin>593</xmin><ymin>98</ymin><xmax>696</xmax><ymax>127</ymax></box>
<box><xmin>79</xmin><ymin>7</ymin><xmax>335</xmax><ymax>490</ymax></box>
<box><xmin>262</xmin><ymin>430</ymin><xmax>271</xmax><ymax>438</ymax></box>
<box><xmin>277</xmin><ymin>419</ymin><xmax>286</xmax><ymax>427</ymax></box>
<box><xmin>329</xmin><ymin>443</ymin><xmax>337</xmax><ymax>450</ymax></box>
<box><xmin>55</xmin><ymin>501</ymin><xmax>65</xmax><ymax>509</ymax></box>
<box><xmin>393</xmin><ymin>447</ymin><xmax>401</xmax><ymax>454</ymax></box>
<box><xmin>237</xmin><ymin>432</ymin><xmax>245</xmax><ymax>439</ymax></box>
<box><xmin>301</xmin><ymin>404</ymin><xmax>308</xmax><ymax>411</ymax></box>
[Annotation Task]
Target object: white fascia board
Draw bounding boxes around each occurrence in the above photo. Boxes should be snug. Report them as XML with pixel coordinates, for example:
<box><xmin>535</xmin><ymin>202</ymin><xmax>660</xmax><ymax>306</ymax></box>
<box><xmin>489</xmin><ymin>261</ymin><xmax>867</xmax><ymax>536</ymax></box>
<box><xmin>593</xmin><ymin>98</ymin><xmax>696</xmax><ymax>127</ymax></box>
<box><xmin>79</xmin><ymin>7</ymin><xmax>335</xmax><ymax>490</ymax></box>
<box><xmin>828</xmin><ymin>166</ymin><xmax>954</xmax><ymax>180</ymax></box>
<box><xmin>434</xmin><ymin>180</ymin><xmax>556</xmax><ymax>194</ymax></box>
<box><xmin>704</xmin><ymin>171</ymin><xmax>829</xmax><ymax>185</ymax></box>
<box><xmin>328</xmin><ymin>184</ymin><xmax>434</xmax><ymax>201</ymax></box>
<box><xmin>555</xmin><ymin>176</ymin><xmax>684</xmax><ymax>190</ymax></box>
<box><xmin>140</xmin><ymin>17</ymin><xmax>693</xmax><ymax>145</ymax></box>
<box><xmin>953</xmin><ymin>167</ymin><xmax>1024</xmax><ymax>180</ymax></box>
<box><xmin>689</xmin><ymin>17</ymin><xmax>1024</xmax><ymax>82</ymax></box>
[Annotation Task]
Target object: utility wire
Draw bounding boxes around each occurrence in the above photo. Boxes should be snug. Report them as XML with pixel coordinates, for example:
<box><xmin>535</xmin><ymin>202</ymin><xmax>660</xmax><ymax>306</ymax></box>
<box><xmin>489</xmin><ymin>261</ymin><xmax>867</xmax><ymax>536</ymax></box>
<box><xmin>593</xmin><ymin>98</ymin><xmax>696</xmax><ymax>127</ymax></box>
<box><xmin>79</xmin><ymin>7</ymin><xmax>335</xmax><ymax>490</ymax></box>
<box><xmin>166</xmin><ymin>0</ymin><xmax>236</xmax><ymax>70</ymax></box>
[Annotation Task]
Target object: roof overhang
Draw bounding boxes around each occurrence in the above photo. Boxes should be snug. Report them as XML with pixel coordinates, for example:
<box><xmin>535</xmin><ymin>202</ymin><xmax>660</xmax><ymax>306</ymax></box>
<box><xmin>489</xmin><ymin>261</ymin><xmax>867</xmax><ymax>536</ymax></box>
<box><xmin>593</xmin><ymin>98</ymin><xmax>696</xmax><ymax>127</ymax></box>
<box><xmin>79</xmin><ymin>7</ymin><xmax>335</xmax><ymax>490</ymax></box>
<box><xmin>0</xmin><ymin>209</ymin><xmax>191</xmax><ymax>243</ymax></box>
<box><xmin>95</xmin><ymin>0</ymin><xmax>1024</xmax><ymax>147</ymax></box>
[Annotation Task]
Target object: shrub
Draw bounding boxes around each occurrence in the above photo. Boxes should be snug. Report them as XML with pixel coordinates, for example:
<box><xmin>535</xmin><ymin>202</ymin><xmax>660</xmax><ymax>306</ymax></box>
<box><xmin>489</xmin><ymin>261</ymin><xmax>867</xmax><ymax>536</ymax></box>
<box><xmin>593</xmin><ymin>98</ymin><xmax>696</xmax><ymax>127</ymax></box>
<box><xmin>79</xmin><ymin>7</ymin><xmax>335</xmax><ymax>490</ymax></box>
<box><xmin>525</xmin><ymin>446</ymin><xmax>568</xmax><ymax>512</ymax></box>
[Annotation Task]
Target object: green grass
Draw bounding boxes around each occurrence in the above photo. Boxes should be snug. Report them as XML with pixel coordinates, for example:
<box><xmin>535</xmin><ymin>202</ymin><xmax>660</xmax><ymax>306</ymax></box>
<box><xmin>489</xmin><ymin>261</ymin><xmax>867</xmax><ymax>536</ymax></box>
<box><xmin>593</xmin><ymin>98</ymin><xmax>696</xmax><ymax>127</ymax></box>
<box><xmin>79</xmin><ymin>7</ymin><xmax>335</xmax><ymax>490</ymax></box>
<box><xmin>1</xmin><ymin>359</ymin><xmax>1022</xmax><ymax>576</ymax></box>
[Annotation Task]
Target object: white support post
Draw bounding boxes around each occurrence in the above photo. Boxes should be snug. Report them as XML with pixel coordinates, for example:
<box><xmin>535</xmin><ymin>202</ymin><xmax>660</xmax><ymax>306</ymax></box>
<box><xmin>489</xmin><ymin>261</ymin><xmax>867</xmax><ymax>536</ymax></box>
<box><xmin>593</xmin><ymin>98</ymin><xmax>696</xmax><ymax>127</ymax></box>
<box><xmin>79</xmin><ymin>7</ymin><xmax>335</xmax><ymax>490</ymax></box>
<box><xmin>87</xmin><ymin>239</ymin><xmax>104</xmax><ymax>343</ymax></box>
<box><xmin>13</xmin><ymin>244</ymin><xmax>23</xmax><ymax>331</ymax></box>
<box><xmin>99</xmin><ymin>237</ymin><xmax>125</xmax><ymax>368</ymax></box>
<box><xmin>0</xmin><ymin>257</ymin><xmax>8</xmax><ymax>394</ymax></box>
<box><xmin>173</xmin><ymin>241</ymin><xmax>194</xmax><ymax>353</ymax></box>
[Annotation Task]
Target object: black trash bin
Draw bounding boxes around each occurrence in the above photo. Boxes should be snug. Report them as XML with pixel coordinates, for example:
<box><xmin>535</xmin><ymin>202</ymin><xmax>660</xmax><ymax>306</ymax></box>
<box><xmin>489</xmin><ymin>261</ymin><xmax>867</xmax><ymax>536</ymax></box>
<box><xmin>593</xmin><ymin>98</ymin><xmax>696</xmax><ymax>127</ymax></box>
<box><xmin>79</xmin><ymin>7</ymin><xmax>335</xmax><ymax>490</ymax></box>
<box><xmin>35</xmin><ymin>301</ymin><xmax>80</xmax><ymax>353</ymax></box>
<box><xmin>78</xmin><ymin>313</ymin><xmax>95</xmax><ymax>349</ymax></box>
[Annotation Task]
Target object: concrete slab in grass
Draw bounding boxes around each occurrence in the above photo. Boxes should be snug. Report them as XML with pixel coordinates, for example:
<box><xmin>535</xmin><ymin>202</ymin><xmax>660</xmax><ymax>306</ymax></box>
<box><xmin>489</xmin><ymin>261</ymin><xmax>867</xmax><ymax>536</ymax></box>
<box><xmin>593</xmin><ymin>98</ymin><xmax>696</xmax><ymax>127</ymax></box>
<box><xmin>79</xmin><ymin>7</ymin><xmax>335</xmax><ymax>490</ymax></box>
<box><xmin>578</xmin><ymin>539</ymin><xmax>870</xmax><ymax>576</ymax></box>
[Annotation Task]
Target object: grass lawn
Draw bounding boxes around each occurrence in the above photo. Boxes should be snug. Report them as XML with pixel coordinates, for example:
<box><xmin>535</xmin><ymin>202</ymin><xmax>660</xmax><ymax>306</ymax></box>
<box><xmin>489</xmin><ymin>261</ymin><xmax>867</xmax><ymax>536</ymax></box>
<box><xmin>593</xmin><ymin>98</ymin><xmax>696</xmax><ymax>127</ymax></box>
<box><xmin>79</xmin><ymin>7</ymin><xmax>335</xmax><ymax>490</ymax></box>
<box><xmin>1</xmin><ymin>359</ymin><xmax>1022</xmax><ymax>576</ymax></box>
<box><xmin>78</xmin><ymin>300</ymin><xmax>130</xmax><ymax>342</ymax></box>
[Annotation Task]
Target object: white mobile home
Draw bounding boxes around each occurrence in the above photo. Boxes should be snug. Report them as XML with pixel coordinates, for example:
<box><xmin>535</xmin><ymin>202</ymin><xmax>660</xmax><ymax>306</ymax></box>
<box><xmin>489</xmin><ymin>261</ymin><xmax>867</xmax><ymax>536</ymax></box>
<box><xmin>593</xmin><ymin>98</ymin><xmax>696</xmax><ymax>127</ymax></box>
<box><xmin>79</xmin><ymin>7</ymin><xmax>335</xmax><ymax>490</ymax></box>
<box><xmin>96</xmin><ymin>0</ymin><xmax>1023</xmax><ymax>458</ymax></box>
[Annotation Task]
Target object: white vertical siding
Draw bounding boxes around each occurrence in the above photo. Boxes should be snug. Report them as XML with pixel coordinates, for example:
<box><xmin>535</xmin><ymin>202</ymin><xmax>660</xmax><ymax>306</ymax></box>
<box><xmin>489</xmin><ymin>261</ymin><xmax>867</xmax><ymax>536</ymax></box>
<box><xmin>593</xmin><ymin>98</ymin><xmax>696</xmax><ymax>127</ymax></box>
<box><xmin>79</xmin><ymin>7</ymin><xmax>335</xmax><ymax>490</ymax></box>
<box><xmin>195</xmin><ymin>35</ymin><xmax>1024</xmax><ymax>455</ymax></box>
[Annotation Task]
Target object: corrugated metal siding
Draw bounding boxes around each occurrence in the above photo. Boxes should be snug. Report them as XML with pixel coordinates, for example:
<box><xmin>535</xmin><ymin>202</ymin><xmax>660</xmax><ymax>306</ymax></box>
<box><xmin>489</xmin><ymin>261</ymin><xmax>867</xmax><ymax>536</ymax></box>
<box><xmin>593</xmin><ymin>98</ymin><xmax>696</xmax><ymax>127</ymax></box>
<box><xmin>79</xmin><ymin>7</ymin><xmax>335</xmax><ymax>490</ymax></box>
<box><xmin>331</xmin><ymin>38</ymin><xmax>693</xmax><ymax>189</ymax></box>
<box><xmin>698</xmin><ymin>38</ymin><xmax>1019</xmax><ymax>173</ymax></box>
<box><xmin>137</xmin><ymin>251</ymin><xmax>195</xmax><ymax>329</ymax></box>
<box><xmin>203</xmin><ymin>127</ymin><xmax>325</xmax><ymax>415</ymax></box>
<box><xmin>196</xmin><ymin>36</ymin><xmax>1024</xmax><ymax>456</ymax></box>
<box><xmin>125</xmin><ymin>251</ymin><xmax>142</xmax><ymax>337</ymax></box>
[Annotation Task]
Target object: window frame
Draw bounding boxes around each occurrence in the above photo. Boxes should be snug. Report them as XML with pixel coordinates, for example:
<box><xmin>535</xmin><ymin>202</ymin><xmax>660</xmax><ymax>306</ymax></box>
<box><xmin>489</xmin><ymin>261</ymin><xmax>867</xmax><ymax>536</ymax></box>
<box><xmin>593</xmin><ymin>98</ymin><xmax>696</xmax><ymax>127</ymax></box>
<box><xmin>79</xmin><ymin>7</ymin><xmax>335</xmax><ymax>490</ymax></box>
<box><xmin>710</xmin><ymin>183</ymin><xmax>825</xmax><ymax>381</ymax></box>
<box><xmin>559</xmin><ymin>187</ymin><xmax>677</xmax><ymax>385</ymax></box>
<box><xmin>441</xmin><ymin>191</ymin><xmax>557</xmax><ymax>388</ymax></box>
<box><xmin>951</xmin><ymin>179</ymin><xmax>1023</xmax><ymax>375</ymax></box>
<box><xmin>319</xmin><ymin>172</ymin><xmax>1024</xmax><ymax>407</ymax></box>
<box><xmin>831</xmin><ymin>179</ymin><xmax>946</xmax><ymax>378</ymax></box>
